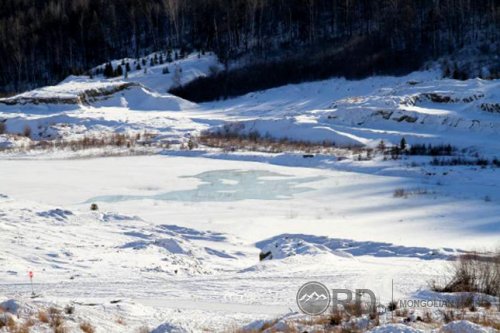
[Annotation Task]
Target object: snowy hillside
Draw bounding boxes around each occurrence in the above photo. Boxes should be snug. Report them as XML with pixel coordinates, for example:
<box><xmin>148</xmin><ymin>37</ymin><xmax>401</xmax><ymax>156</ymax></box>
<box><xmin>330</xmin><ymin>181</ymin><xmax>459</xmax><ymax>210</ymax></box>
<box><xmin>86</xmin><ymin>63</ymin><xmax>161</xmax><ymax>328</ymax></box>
<box><xmin>0</xmin><ymin>53</ymin><xmax>499</xmax><ymax>332</ymax></box>
<box><xmin>1</xmin><ymin>57</ymin><xmax>499</xmax><ymax>157</ymax></box>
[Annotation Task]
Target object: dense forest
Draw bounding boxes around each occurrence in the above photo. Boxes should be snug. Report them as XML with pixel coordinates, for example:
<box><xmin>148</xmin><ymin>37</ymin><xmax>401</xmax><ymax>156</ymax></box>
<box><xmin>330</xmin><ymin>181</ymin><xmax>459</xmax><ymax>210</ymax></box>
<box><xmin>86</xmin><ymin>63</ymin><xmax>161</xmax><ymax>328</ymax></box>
<box><xmin>0</xmin><ymin>0</ymin><xmax>498</xmax><ymax>96</ymax></box>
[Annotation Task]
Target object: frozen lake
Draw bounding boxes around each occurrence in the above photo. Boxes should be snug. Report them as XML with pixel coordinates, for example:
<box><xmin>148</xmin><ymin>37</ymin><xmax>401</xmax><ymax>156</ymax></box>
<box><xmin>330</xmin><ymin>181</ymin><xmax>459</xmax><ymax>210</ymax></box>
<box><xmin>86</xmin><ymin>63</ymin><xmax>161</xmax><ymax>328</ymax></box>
<box><xmin>0</xmin><ymin>155</ymin><xmax>498</xmax><ymax>249</ymax></box>
<box><xmin>86</xmin><ymin>170</ymin><xmax>325</xmax><ymax>203</ymax></box>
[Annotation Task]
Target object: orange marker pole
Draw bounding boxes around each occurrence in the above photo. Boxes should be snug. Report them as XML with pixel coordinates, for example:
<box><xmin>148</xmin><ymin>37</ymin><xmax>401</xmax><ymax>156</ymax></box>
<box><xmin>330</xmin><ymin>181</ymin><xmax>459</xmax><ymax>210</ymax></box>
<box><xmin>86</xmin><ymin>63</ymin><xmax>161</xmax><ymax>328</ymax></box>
<box><xmin>28</xmin><ymin>271</ymin><xmax>34</xmax><ymax>296</ymax></box>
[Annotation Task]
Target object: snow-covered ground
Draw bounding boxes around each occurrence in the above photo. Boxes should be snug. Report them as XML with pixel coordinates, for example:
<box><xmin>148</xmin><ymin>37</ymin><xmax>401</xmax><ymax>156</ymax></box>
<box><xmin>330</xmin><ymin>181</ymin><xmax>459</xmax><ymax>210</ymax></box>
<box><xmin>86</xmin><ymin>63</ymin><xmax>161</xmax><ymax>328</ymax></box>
<box><xmin>0</xmin><ymin>53</ymin><xmax>499</xmax><ymax>332</ymax></box>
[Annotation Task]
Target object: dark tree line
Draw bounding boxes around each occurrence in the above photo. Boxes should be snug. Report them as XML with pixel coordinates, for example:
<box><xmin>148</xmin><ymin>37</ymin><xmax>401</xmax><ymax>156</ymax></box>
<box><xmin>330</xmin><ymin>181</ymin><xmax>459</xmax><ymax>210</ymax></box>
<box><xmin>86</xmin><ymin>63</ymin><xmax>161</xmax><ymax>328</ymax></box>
<box><xmin>0</xmin><ymin>0</ymin><xmax>498</xmax><ymax>95</ymax></box>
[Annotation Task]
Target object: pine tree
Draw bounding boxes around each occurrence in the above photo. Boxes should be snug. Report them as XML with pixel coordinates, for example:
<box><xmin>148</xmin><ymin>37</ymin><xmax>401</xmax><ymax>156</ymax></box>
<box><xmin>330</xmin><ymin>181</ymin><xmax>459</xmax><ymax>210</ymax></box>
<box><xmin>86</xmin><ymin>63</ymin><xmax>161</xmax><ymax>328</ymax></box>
<box><xmin>115</xmin><ymin>65</ymin><xmax>123</xmax><ymax>77</ymax></box>
<box><xmin>1</xmin><ymin>0</ymin><xmax>498</xmax><ymax>94</ymax></box>
<box><xmin>103</xmin><ymin>63</ymin><xmax>114</xmax><ymax>78</ymax></box>
<box><xmin>400</xmin><ymin>137</ymin><xmax>407</xmax><ymax>150</ymax></box>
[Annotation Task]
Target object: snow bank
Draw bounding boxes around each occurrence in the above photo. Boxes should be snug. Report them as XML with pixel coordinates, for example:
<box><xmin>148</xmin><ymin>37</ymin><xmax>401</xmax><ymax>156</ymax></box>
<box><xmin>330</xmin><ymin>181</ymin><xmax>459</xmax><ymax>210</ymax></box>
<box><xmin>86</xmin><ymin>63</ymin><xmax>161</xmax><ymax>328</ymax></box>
<box><xmin>440</xmin><ymin>320</ymin><xmax>496</xmax><ymax>333</ymax></box>
<box><xmin>92</xmin><ymin>85</ymin><xmax>195</xmax><ymax>111</ymax></box>
<box><xmin>0</xmin><ymin>134</ymin><xmax>30</xmax><ymax>149</ymax></box>
<box><xmin>368</xmin><ymin>324</ymin><xmax>423</xmax><ymax>333</ymax></box>
<box><xmin>0</xmin><ymin>80</ymin><xmax>136</xmax><ymax>106</ymax></box>
<box><xmin>257</xmin><ymin>234</ymin><xmax>457</xmax><ymax>261</ymax></box>
<box><xmin>151</xmin><ymin>322</ymin><xmax>188</xmax><ymax>333</ymax></box>
<box><xmin>0</xmin><ymin>299</ymin><xmax>21</xmax><ymax>314</ymax></box>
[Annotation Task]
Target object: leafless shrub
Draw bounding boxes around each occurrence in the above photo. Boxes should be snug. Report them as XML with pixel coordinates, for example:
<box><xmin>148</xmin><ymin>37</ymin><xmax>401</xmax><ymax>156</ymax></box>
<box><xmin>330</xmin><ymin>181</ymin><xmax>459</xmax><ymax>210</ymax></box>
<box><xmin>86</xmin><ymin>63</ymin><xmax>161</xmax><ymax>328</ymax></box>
<box><xmin>440</xmin><ymin>309</ymin><xmax>456</xmax><ymax>323</ymax></box>
<box><xmin>6</xmin><ymin>316</ymin><xmax>16</xmax><ymax>331</ymax></box>
<box><xmin>393</xmin><ymin>188</ymin><xmax>430</xmax><ymax>198</ymax></box>
<box><xmin>48</xmin><ymin>307</ymin><xmax>63</xmax><ymax>328</ymax></box>
<box><xmin>198</xmin><ymin>129</ymin><xmax>367</xmax><ymax>157</ymax></box>
<box><xmin>329</xmin><ymin>309</ymin><xmax>344</xmax><ymax>326</ymax></box>
<box><xmin>0</xmin><ymin>314</ymin><xmax>32</xmax><ymax>333</ymax></box>
<box><xmin>54</xmin><ymin>325</ymin><xmax>69</xmax><ymax>333</ymax></box>
<box><xmin>1</xmin><ymin>131</ymin><xmax>159</xmax><ymax>153</ymax></box>
<box><xmin>24</xmin><ymin>318</ymin><xmax>36</xmax><ymax>328</ymax></box>
<box><xmin>79</xmin><ymin>321</ymin><xmax>95</xmax><ymax>333</ymax></box>
<box><xmin>16</xmin><ymin>323</ymin><xmax>32</xmax><ymax>333</ymax></box>
<box><xmin>38</xmin><ymin>310</ymin><xmax>49</xmax><ymax>323</ymax></box>
<box><xmin>368</xmin><ymin>304</ymin><xmax>379</xmax><ymax>321</ymax></box>
<box><xmin>393</xmin><ymin>188</ymin><xmax>407</xmax><ymax>198</ymax></box>
<box><xmin>23</xmin><ymin>125</ymin><xmax>31</xmax><ymax>138</ymax></box>
<box><xmin>432</xmin><ymin>252</ymin><xmax>500</xmax><ymax>297</ymax></box>
<box><xmin>187</xmin><ymin>138</ymin><xmax>197</xmax><ymax>150</ymax></box>
<box><xmin>276</xmin><ymin>323</ymin><xmax>299</xmax><ymax>333</ymax></box>
<box><xmin>343</xmin><ymin>301</ymin><xmax>364</xmax><ymax>317</ymax></box>
<box><xmin>257</xmin><ymin>319</ymin><xmax>278</xmax><ymax>331</ymax></box>
<box><xmin>423</xmin><ymin>311</ymin><xmax>434</xmax><ymax>323</ymax></box>
<box><xmin>455</xmin><ymin>293</ymin><xmax>475</xmax><ymax>309</ymax></box>
<box><xmin>468</xmin><ymin>314</ymin><xmax>500</xmax><ymax>330</ymax></box>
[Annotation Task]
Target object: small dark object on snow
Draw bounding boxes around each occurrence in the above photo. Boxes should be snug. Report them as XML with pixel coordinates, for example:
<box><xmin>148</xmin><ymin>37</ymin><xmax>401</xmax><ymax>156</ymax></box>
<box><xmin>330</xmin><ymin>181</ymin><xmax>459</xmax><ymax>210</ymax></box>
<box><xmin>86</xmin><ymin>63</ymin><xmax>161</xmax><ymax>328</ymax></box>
<box><xmin>259</xmin><ymin>251</ymin><xmax>272</xmax><ymax>261</ymax></box>
<box><xmin>303</xmin><ymin>154</ymin><xmax>314</xmax><ymax>158</ymax></box>
<box><xmin>90</xmin><ymin>203</ymin><xmax>99</xmax><ymax>211</ymax></box>
<box><xmin>387</xmin><ymin>300</ymin><xmax>398</xmax><ymax>311</ymax></box>
<box><xmin>64</xmin><ymin>305</ymin><xmax>75</xmax><ymax>314</ymax></box>
<box><xmin>74</xmin><ymin>302</ymin><xmax>99</xmax><ymax>306</ymax></box>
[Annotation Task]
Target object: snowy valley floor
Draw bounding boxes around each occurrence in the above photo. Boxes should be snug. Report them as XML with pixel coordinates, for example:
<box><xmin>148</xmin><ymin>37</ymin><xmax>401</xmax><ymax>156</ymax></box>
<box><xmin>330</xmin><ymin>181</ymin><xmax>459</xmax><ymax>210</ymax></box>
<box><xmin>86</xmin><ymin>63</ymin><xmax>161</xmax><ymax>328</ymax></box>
<box><xmin>0</xmin><ymin>154</ymin><xmax>499</xmax><ymax>332</ymax></box>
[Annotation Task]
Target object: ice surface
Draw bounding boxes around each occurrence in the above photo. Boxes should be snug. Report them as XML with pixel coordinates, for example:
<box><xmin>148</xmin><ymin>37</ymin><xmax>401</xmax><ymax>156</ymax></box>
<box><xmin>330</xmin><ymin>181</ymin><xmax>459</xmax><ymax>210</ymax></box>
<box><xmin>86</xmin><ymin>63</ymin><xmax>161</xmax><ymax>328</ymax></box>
<box><xmin>86</xmin><ymin>169</ymin><xmax>324</xmax><ymax>203</ymax></box>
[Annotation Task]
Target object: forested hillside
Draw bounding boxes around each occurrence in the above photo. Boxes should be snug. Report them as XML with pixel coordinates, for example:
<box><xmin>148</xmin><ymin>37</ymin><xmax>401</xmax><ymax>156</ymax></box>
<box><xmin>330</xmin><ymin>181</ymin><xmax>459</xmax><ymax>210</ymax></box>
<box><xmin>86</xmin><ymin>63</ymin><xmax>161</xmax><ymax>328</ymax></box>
<box><xmin>0</xmin><ymin>0</ymin><xmax>498</xmax><ymax>95</ymax></box>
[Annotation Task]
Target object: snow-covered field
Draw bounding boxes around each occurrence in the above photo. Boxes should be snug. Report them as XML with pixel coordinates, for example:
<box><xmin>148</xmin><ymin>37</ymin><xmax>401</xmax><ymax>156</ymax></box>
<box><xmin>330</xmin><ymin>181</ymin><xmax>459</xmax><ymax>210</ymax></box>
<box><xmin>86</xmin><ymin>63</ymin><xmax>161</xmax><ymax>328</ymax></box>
<box><xmin>0</xmin><ymin>53</ymin><xmax>499</xmax><ymax>332</ymax></box>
